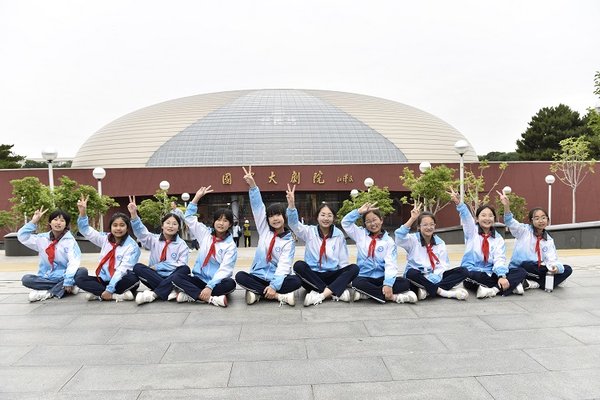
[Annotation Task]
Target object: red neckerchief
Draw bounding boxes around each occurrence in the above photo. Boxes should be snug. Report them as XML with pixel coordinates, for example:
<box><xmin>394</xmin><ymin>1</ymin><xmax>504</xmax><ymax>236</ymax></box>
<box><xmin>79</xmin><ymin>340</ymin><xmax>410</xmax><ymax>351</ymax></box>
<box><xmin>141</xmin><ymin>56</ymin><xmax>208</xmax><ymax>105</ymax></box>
<box><xmin>368</xmin><ymin>233</ymin><xmax>383</xmax><ymax>258</ymax></box>
<box><xmin>266</xmin><ymin>234</ymin><xmax>277</xmax><ymax>263</ymax></box>
<box><xmin>481</xmin><ymin>233</ymin><xmax>491</xmax><ymax>264</ymax></box>
<box><xmin>203</xmin><ymin>235</ymin><xmax>223</xmax><ymax>267</ymax></box>
<box><xmin>535</xmin><ymin>235</ymin><xmax>543</xmax><ymax>268</ymax></box>
<box><xmin>159</xmin><ymin>239</ymin><xmax>172</xmax><ymax>262</ymax></box>
<box><xmin>96</xmin><ymin>241</ymin><xmax>118</xmax><ymax>278</ymax></box>
<box><xmin>426</xmin><ymin>242</ymin><xmax>440</xmax><ymax>270</ymax></box>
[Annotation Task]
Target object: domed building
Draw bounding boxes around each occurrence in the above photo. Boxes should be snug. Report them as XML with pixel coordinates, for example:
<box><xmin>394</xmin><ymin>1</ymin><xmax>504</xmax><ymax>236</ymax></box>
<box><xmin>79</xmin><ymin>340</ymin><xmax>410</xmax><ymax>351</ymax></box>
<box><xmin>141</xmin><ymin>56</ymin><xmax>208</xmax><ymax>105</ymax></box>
<box><xmin>72</xmin><ymin>89</ymin><xmax>477</xmax><ymax>168</ymax></box>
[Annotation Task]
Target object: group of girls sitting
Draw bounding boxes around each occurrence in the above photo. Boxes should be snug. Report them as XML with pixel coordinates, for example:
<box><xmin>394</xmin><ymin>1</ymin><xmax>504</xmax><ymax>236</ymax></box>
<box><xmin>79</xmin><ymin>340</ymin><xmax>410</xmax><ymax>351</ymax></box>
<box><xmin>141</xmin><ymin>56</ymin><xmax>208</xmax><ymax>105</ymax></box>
<box><xmin>17</xmin><ymin>168</ymin><xmax>572</xmax><ymax>307</ymax></box>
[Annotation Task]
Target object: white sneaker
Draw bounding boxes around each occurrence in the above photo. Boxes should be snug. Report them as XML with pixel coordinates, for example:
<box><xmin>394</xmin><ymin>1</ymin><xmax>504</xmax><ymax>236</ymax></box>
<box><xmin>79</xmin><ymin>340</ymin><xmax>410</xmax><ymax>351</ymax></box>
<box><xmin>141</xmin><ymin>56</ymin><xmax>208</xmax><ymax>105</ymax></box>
<box><xmin>277</xmin><ymin>292</ymin><xmax>295</xmax><ymax>307</ymax></box>
<box><xmin>135</xmin><ymin>290</ymin><xmax>157</xmax><ymax>304</ymax></box>
<box><xmin>112</xmin><ymin>290</ymin><xmax>134</xmax><ymax>302</ymax></box>
<box><xmin>332</xmin><ymin>289</ymin><xmax>351</xmax><ymax>302</ymax></box>
<box><xmin>208</xmin><ymin>295</ymin><xmax>227</xmax><ymax>307</ymax></box>
<box><xmin>70</xmin><ymin>286</ymin><xmax>80</xmax><ymax>295</ymax></box>
<box><xmin>28</xmin><ymin>290</ymin><xmax>51</xmax><ymax>302</ymax></box>
<box><xmin>417</xmin><ymin>288</ymin><xmax>428</xmax><ymax>300</ymax></box>
<box><xmin>476</xmin><ymin>285</ymin><xmax>498</xmax><ymax>299</ymax></box>
<box><xmin>85</xmin><ymin>293</ymin><xmax>99</xmax><ymax>301</ymax></box>
<box><xmin>303</xmin><ymin>291</ymin><xmax>325</xmax><ymax>306</ymax></box>
<box><xmin>453</xmin><ymin>288</ymin><xmax>469</xmax><ymax>300</ymax></box>
<box><xmin>524</xmin><ymin>279</ymin><xmax>540</xmax><ymax>290</ymax></box>
<box><xmin>394</xmin><ymin>291</ymin><xmax>418</xmax><ymax>304</ymax></box>
<box><xmin>245</xmin><ymin>290</ymin><xmax>260</xmax><ymax>305</ymax></box>
<box><xmin>352</xmin><ymin>290</ymin><xmax>368</xmax><ymax>301</ymax></box>
<box><xmin>512</xmin><ymin>283</ymin><xmax>524</xmax><ymax>295</ymax></box>
<box><xmin>167</xmin><ymin>290</ymin><xmax>178</xmax><ymax>301</ymax></box>
<box><xmin>176</xmin><ymin>292</ymin><xmax>196</xmax><ymax>303</ymax></box>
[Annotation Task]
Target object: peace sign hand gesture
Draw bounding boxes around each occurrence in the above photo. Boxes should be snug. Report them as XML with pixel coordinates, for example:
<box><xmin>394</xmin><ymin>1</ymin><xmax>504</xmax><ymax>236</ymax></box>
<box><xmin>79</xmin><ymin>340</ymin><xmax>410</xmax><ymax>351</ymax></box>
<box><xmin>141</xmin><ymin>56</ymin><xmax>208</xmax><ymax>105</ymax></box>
<box><xmin>77</xmin><ymin>194</ymin><xmax>89</xmax><ymax>217</ymax></box>
<box><xmin>448</xmin><ymin>187</ymin><xmax>460</xmax><ymax>205</ymax></box>
<box><xmin>410</xmin><ymin>201</ymin><xmax>422</xmax><ymax>219</ymax></box>
<box><xmin>127</xmin><ymin>195</ymin><xmax>138</xmax><ymax>218</ymax></box>
<box><xmin>242</xmin><ymin>166</ymin><xmax>256</xmax><ymax>188</ymax></box>
<box><xmin>31</xmin><ymin>206</ymin><xmax>48</xmax><ymax>224</ymax></box>
<box><xmin>192</xmin><ymin>186</ymin><xmax>214</xmax><ymax>204</ymax></box>
<box><xmin>358</xmin><ymin>202</ymin><xmax>379</xmax><ymax>215</ymax></box>
<box><xmin>286</xmin><ymin>184</ymin><xmax>296</xmax><ymax>209</ymax></box>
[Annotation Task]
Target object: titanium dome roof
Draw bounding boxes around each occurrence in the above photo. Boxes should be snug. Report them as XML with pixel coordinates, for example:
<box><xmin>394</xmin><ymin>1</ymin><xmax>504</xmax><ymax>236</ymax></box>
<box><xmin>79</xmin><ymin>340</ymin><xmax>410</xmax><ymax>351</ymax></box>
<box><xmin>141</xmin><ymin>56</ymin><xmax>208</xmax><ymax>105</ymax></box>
<box><xmin>72</xmin><ymin>89</ymin><xmax>478</xmax><ymax>168</ymax></box>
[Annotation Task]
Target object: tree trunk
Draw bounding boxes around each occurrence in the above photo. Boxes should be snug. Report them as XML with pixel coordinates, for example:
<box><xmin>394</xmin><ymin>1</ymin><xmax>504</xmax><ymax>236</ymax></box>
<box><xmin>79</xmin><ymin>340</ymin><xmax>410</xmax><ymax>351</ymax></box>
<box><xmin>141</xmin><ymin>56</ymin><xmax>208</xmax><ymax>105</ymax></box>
<box><xmin>572</xmin><ymin>187</ymin><xmax>576</xmax><ymax>223</ymax></box>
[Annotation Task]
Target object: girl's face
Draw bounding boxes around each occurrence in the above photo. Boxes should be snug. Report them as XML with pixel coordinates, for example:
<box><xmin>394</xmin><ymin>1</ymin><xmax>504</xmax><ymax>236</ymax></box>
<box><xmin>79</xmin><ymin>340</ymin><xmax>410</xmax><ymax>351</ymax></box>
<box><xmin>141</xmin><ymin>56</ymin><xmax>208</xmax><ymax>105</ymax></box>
<box><xmin>49</xmin><ymin>215</ymin><xmax>67</xmax><ymax>234</ymax></box>
<box><xmin>317</xmin><ymin>206</ymin><xmax>334</xmax><ymax>230</ymax></box>
<box><xmin>418</xmin><ymin>216</ymin><xmax>436</xmax><ymax>238</ymax></box>
<box><xmin>364</xmin><ymin>211</ymin><xmax>383</xmax><ymax>235</ymax></box>
<box><xmin>162</xmin><ymin>216</ymin><xmax>179</xmax><ymax>238</ymax></box>
<box><xmin>214</xmin><ymin>215</ymin><xmax>231</xmax><ymax>235</ymax></box>
<box><xmin>111</xmin><ymin>217</ymin><xmax>129</xmax><ymax>240</ymax></box>
<box><xmin>477</xmin><ymin>207</ymin><xmax>495</xmax><ymax>231</ymax></box>
<box><xmin>268</xmin><ymin>213</ymin><xmax>285</xmax><ymax>232</ymax></box>
<box><xmin>531</xmin><ymin>209</ymin><xmax>549</xmax><ymax>231</ymax></box>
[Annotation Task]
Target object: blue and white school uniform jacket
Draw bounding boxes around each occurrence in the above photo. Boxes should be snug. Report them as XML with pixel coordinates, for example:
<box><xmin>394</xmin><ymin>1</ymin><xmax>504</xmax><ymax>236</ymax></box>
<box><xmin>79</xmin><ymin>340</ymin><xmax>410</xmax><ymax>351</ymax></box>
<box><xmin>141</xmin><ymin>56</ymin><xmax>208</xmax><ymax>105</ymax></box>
<box><xmin>287</xmin><ymin>207</ymin><xmax>349</xmax><ymax>272</ymax></box>
<box><xmin>131</xmin><ymin>217</ymin><xmax>189</xmax><ymax>277</ymax></box>
<box><xmin>504</xmin><ymin>212</ymin><xmax>565</xmax><ymax>273</ymax></box>
<box><xmin>342</xmin><ymin>209</ymin><xmax>397</xmax><ymax>286</ymax></box>
<box><xmin>185</xmin><ymin>203</ymin><xmax>237</xmax><ymax>289</ymax></box>
<box><xmin>457</xmin><ymin>203</ymin><xmax>508</xmax><ymax>276</ymax></box>
<box><xmin>17</xmin><ymin>222</ymin><xmax>81</xmax><ymax>286</ymax></box>
<box><xmin>394</xmin><ymin>225</ymin><xmax>450</xmax><ymax>285</ymax></box>
<box><xmin>248</xmin><ymin>186</ymin><xmax>295</xmax><ymax>291</ymax></box>
<box><xmin>77</xmin><ymin>216</ymin><xmax>141</xmax><ymax>293</ymax></box>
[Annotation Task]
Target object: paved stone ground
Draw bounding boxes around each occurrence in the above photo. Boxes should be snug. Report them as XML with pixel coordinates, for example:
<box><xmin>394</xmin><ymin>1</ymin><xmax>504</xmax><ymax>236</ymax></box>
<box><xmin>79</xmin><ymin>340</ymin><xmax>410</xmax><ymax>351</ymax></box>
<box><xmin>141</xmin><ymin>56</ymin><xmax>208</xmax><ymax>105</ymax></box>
<box><xmin>1</xmin><ymin>241</ymin><xmax>599</xmax><ymax>399</ymax></box>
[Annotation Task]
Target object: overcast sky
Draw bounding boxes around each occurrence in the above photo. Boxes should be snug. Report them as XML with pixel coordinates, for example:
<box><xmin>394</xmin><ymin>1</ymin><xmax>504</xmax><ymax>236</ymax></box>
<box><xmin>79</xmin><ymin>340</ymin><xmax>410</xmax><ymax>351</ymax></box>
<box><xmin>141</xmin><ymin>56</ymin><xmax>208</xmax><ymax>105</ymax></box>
<box><xmin>1</xmin><ymin>0</ymin><xmax>599</xmax><ymax>160</ymax></box>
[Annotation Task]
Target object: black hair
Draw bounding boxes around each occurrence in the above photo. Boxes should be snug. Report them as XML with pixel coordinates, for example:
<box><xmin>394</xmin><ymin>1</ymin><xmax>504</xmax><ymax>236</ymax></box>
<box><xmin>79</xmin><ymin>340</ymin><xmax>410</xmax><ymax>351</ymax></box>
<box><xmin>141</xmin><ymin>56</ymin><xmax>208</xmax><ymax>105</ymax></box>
<box><xmin>213</xmin><ymin>208</ymin><xmax>234</xmax><ymax>229</ymax></box>
<box><xmin>266</xmin><ymin>203</ymin><xmax>287</xmax><ymax>228</ymax></box>
<box><xmin>361</xmin><ymin>209</ymin><xmax>384</xmax><ymax>225</ymax></box>
<box><xmin>48</xmin><ymin>209</ymin><xmax>71</xmax><ymax>230</ymax></box>
<box><xmin>161</xmin><ymin>212</ymin><xmax>182</xmax><ymax>235</ymax></box>
<box><xmin>417</xmin><ymin>211</ymin><xmax>436</xmax><ymax>226</ymax></box>
<box><xmin>528</xmin><ymin>207</ymin><xmax>549</xmax><ymax>223</ymax></box>
<box><xmin>475</xmin><ymin>204</ymin><xmax>497</xmax><ymax>221</ymax></box>
<box><xmin>109</xmin><ymin>212</ymin><xmax>132</xmax><ymax>234</ymax></box>
<box><xmin>317</xmin><ymin>202</ymin><xmax>337</xmax><ymax>216</ymax></box>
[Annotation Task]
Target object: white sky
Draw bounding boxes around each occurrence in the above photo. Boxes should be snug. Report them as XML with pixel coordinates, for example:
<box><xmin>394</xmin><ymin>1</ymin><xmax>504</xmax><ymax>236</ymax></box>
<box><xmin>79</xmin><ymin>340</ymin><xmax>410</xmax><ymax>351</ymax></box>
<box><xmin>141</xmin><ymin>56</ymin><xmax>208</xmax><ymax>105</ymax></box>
<box><xmin>1</xmin><ymin>0</ymin><xmax>599</xmax><ymax>159</ymax></box>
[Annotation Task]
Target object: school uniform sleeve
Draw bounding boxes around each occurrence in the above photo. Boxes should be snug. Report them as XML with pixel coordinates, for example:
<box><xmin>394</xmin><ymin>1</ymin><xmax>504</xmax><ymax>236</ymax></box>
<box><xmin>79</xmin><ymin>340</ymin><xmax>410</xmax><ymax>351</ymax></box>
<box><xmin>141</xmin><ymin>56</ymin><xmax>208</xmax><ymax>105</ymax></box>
<box><xmin>286</xmin><ymin>207</ymin><xmax>311</xmax><ymax>242</ymax></box>
<box><xmin>270</xmin><ymin>239</ymin><xmax>295</xmax><ymax>291</ymax></box>
<box><xmin>503</xmin><ymin>212</ymin><xmax>528</xmax><ymax>239</ymax></box>
<box><xmin>63</xmin><ymin>234</ymin><xmax>81</xmax><ymax>286</ymax></box>
<box><xmin>106</xmin><ymin>239</ymin><xmax>141</xmax><ymax>293</ymax></box>
<box><xmin>249</xmin><ymin>186</ymin><xmax>270</xmax><ymax>236</ymax></box>
<box><xmin>457</xmin><ymin>203</ymin><xmax>476</xmax><ymax>240</ymax></box>
<box><xmin>17</xmin><ymin>222</ymin><xmax>43</xmax><ymax>251</ymax></box>
<box><xmin>184</xmin><ymin>203</ymin><xmax>212</xmax><ymax>242</ymax></box>
<box><xmin>491</xmin><ymin>235</ymin><xmax>509</xmax><ymax>277</ymax></box>
<box><xmin>77</xmin><ymin>216</ymin><xmax>106</xmax><ymax>248</ymax></box>
<box><xmin>394</xmin><ymin>225</ymin><xmax>416</xmax><ymax>253</ymax></box>
<box><xmin>341</xmin><ymin>209</ymin><xmax>362</xmax><ymax>242</ymax></box>
<box><xmin>131</xmin><ymin>217</ymin><xmax>155</xmax><ymax>249</ymax></box>
<box><xmin>383</xmin><ymin>238</ymin><xmax>398</xmax><ymax>287</ymax></box>
<box><xmin>206</xmin><ymin>241</ymin><xmax>237</xmax><ymax>289</ymax></box>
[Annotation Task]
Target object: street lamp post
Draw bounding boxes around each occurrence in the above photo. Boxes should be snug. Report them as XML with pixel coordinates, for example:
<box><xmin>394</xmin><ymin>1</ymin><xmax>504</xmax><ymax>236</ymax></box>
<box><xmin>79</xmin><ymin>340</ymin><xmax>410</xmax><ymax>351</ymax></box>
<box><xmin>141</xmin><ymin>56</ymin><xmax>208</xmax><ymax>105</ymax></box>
<box><xmin>181</xmin><ymin>192</ymin><xmax>190</xmax><ymax>208</ymax></box>
<box><xmin>364</xmin><ymin>177</ymin><xmax>374</xmax><ymax>192</ymax></box>
<box><xmin>92</xmin><ymin>167</ymin><xmax>106</xmax><ymax>231</ymax></box>
<box><xmin>350</xmin><ymin>189</ymin><xmax>359</xmax><ymax>199</ymax></box>
<box><xmin>41</xmin><ymin>147</ymin><xmax>58</xmax><ymax>191</ymax></box>
<box><xmin>545</xmin><ymin>175</ymin><xmax>555</xmax><ymax>225</ymax></box>
<box><xmin>159</xmin><ymin>180</ymin><xmax>170</xmax><ymax>192</ymax></box>
<box><xmin>453</xmin><ymin>140</ymin><xmax>469</xmax><ymax>203</ymax></box>
<box><xmin>419</xmin><ymin>161</ymin><xmax>431</xmax><ymax>173</ymax></box>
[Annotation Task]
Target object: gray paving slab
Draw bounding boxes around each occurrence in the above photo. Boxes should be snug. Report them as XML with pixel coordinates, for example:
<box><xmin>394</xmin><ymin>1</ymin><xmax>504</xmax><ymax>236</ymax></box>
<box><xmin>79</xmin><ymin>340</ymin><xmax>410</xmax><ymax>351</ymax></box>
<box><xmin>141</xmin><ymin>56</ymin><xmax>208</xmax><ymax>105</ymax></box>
<box><xmin>239</xmin><ymin>320</ymin><xmax>368</xmax><ymax>341</ymax></box>
<box><xmin>108</xmin><ymin>325</ymin><xmax>242</xmax><ymax>344</ymax></box>
<box><xmin>438</xmin><ymin>327</ymin><xmax>584</xmax><ymax>351</ymax></box>
<box><xmin>0</xmin><ymin>328</ymin><xmax>118</xmax><ymax>346</ymax></box>
<box><xmin>138</xmin><ymin>386</ymin><xmax>314</xmax><ymax>400</ymax></box>
<box><xmin>0</xmin><ymin>345</ymin><xmax>33</xmax><ymax>365</ymax></box>
<box><xmin>510</xmin><ymin>297</ymin><xmax>600</xmax><ymax>313</ymax></box>
<box><xmin>15</xmin><ymin>343</ymin><xmax>170</xmax><ymax>366</ymax></box>
<box><xmin>183</xmin><ymin>307</ymin><xmax>303</xmax><ymax>326</ymax></box>
<box><xmin>313</xmin><ymin>377</ymin><xmax>494</xmax><ymax>400</ymax></box>
<box><xmin>0</xmin><ymin>314</ymin><xmax>77</xmax><ymax>330</ymax></box>
<box><xmin>479</xmin><ymin>310</ymin><xmax>600</xmax><ymax>330</ymax></box>
<box><xmin>562</xmin><ymin>325</ymin><xmax>600</xmax><ymax>344</ymax></box>
<box><xmin>0</xmin><ymin>366</ymin><xmax>79</xmax><ymax>393</ymax></box>
<box><xmin>229</xmin><ymin>357</ymin><xmax>390</xmax><ymax>386</ymax></box>
<box><xmin>476</xmin><ymin>369</ymin><xmax>600</xmax><ymax>400</ymax></box>
<box><xmin>62</xmin><ymin>362</ymin><xmax>231</xmax><ymax>391</ymax></box>
<box><xmin>65</xmin><ymin>312</ymin><xmax>189</xmax><ymax>329</ymax></box>
<box><xmin>364</xmin><ymin>316</ymin><xmax>495</xmax><ymax>336</ymax></box>
<box><xmin>410</xmin><ymin>298</ymin><xmax>527</xmax><ymax>318</ymax></box>
<box><xmin>163</xmin><ymin>339</ymin><xmax>307</xmax><ymax>363</ymax></box>
<box><xmin>0</xmin><ymin>391</ymin><xmax>140</xmax><ymax>400</ymax></box>
<box><xmin>305</xmin><ymin>335</ymin><xmax>447</xmax><ymax>359</ymax></box>
<box><xmin>524</xmin><ymin>344</ymin><xmax>600</xmax><ymax>371</ymax></box>
<box><xmin>300</xmin><ymin>303</ymin><xmax>418</xmax><ymax>322</ymax></box>
<box><xmin>0</xmin><ymin>303</ymin><xmax>42</xmax><ymax>315</ymax></box>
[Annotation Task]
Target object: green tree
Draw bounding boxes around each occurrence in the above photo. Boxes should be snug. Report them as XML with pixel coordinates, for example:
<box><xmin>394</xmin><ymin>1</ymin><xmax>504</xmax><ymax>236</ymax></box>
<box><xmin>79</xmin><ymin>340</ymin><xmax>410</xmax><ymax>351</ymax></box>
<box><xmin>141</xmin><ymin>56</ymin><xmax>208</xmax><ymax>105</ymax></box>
<box><xmin>8</xmin><ymin>177</ymin><xmax>54</xmax><ymax>223</ymax></box>
<box><xmin>137</xmin><ymin>190</ymin><xmax>178</xmax><ymax>230</ymax></box>
<box><xmin>586</xmin><ymin>71</ymin><xmax>600</xmax><ymax>158</ymax></box>
<box><xmin>336</xmin><ymin>185</ymin><xmax>395</xmax><ymax>224</ymax></box>
<box><xmin>494</xmin><ymin>192</ymin><xmax>528</xmax><ymax>226</ymax></box>
<box><xmin>399</xmin><ymin>165</ymin><xmax>456</xmax><ymax>215</ymax></box>
<box><xmin>21</xmin><ymin>159</ymin><xmax>48</xmax><ymax>168</ymax></box>
<box><xmin>463</xmin><ymin>161</ymin><xmax>509</xmax><ymax>215</ymax></box>
<box><xmin>0</xmin><ymin>144</ymin><xmax>25</xmax><ymax>169</ymax></box>
<box><xmin>550</xmin><ymin>137</ymin><xmax>596</xmax><ymax>223</ymax></box>
<box><xmin>0</xmin><ymin>209</ymin><xmax>21</xmax><ymax>232</ymax></box>
<box><xmin>516</xmin><ymin>104</ymin><xmax>592</xmax><ymax>160</ymax></box>
<box><xmin>479</xmin><ymin>151</ymin><xmax>521</xmax><ymax>161</ymax></box>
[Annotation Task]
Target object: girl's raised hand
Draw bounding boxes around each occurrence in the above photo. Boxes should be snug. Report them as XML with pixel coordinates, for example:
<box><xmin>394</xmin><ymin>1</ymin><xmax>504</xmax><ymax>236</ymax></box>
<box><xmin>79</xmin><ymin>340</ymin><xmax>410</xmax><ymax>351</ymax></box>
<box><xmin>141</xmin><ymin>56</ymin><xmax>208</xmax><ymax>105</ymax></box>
<box><xmin>448</xmin><ymin>187</ymin><xmax>460</xmax><ymax>205</ymax></box>
<box><xmin>242</xmin><ymin>166</ymin><xmax>256</xmax><ymax>188</ymax></box>
<box><xmin>77</xmin><ymin>194</ymin><xmax>89</xmax><ymax>216</ymax></box>
<box><xmin>31</xmin><ymin>206</ymin><xmax>47</xmax><ymax>224</ymax></box>
<box><xmin>193</xmin><ymin>186</ymin><xmax>214</xmax><ymax>202</ymax></box>
<box><xmin>358</xmin><ymin>202</ymin><xmax>379</xmax><ymax>215</ymax></box>
<box><xmin>410</xmin><ymin>201</ymin><xmax>422</xmax><ymax>219</ymax></box>
<box><xmin>286</xmin><ymin>184</ymin><xmax>296</xmax><ymax>208</ymax></box>
<box><xmin>496</xmin><ymin>190</ymin><xmax>510</xmax><ymax>207</ymax></box>
<box><xmin>127</xmin><ymin>195</ymin><xmax>138</xmax><ymax>216</ymax></box>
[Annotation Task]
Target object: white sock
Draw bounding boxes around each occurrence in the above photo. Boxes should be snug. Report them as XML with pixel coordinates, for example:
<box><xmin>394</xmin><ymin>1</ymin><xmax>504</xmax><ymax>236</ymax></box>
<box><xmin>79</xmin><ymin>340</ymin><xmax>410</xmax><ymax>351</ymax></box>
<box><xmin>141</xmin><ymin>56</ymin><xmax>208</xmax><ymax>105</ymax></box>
<box><xmin>437</xmin><ymin>288</ymin><xmax>455</xmax><ymax>298</ymax></box>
